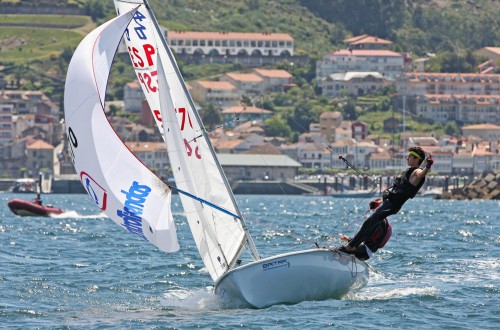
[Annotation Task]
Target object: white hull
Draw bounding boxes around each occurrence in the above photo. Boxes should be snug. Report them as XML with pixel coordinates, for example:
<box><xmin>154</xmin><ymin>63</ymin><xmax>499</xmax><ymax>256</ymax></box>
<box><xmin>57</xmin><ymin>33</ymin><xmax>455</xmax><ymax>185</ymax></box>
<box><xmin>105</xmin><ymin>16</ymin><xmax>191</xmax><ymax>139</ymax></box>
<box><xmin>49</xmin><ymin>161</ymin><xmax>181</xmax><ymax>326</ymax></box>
<box><xmin>214</xmin><ymin>248</ymin><xmax>369</xmax><ymax>308</ymax></box>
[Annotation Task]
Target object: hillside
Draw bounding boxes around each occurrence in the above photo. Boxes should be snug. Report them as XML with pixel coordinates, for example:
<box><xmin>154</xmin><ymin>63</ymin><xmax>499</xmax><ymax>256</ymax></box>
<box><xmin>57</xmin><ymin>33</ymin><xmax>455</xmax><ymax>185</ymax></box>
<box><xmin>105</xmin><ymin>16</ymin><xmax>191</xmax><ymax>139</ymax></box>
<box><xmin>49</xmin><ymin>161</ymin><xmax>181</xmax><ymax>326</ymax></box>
<box><xmin>0</xmin><ymin>0</ymin><xmax>499</xmax><ymax>139</ymax></box>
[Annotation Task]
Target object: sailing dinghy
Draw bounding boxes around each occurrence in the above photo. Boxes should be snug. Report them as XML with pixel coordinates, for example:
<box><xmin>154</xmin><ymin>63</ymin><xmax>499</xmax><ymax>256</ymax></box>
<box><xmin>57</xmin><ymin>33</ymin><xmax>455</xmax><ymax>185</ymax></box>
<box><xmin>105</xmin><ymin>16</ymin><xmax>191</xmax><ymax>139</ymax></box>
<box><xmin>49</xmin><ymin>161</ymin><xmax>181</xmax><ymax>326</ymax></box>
<box><xmin>64</xmin><ymin>0</ymin><xmax>369</xmax><ymax>308</ymax></box>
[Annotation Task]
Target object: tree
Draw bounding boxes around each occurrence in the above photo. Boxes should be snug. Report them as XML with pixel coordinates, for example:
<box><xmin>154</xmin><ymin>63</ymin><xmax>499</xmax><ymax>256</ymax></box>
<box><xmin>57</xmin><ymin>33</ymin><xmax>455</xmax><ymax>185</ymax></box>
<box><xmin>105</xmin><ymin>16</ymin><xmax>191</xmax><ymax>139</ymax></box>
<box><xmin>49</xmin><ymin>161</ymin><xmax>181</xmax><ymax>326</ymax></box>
<box><xmin>444</xmin><ymin>122</ymin><xmax>460</xmax><ymax>136</ymax></box>
<box><xmin>288</xmin><ymin>101</ymin><xmax>314</xmax><ymax>133</ymax></box>
<box><xmin>265</xmin><ymin>117</ymin><xmax>291</xmax><ymax>137</ymax></box>
<box><xmin>201</xmin><ymin>103</ymin><xmax>221</xmax><ymax>129</ymax></box>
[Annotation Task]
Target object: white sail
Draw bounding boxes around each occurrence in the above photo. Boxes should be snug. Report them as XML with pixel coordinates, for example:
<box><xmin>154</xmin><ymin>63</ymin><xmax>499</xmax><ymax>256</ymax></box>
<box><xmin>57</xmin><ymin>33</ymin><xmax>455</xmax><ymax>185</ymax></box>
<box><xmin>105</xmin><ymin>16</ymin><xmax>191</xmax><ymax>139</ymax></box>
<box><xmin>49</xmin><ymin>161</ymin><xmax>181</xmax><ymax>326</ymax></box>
<box><xmin>113</xmin><ymin>0</ymin><xmax>253</xmax><ymax>281</ymax></box>
<box><xmin>63</xmin><ymin>8</ymin><xmax>179</xmax><ymax>253</ymax></box>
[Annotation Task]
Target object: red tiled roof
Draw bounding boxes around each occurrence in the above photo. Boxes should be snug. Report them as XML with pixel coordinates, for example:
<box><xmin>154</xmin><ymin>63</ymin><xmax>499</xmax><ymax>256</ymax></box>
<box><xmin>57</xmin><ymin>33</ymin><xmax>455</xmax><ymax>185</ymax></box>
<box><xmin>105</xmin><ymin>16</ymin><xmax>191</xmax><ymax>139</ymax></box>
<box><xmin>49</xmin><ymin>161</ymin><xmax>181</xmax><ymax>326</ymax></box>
<box><xmin>345</xmin><ymin>35</ymin><xmax>392</xmax><ymax>45</ymax></box>
<box><xmin>221</xmin><ymin>106</ymin><xmax>272</xmax><ymax>114</ymax></box>
<box><xmin>169</xmin><ymin>31</ymin><xmax>293</xmax><ymax>41</ymax></box>
<box><xmin>27</xmin><ymin>140</ymin><xmax>54</xmax><ymax>150</ymax></box>
<box><xmin>331</xmin><ymin>49</ymin><xmax>402</xmax><ymax>57</ymax></box>
<box><xmin>195</xmin><ymin>80</ymin><xmax>236</xmax><ymax>90</ymax></box>
<box><xmin>224</xmin><ymin>72</ymin><xmax>263</xmax><ymax>82</ymax></box>
<box><xmin>254</xmin><ymin>69</ymin><xmax>292</xmax><ymax>78</ymax></box>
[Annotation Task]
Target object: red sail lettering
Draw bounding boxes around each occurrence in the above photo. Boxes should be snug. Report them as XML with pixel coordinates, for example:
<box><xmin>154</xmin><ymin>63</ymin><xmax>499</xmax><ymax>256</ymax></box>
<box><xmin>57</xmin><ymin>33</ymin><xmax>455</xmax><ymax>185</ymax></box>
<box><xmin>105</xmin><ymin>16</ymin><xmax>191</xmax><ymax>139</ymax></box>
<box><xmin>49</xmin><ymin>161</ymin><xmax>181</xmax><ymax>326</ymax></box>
<box><xmin>184</xmin><ymin>139</ymin><xmax>192</xmax><ymax>156</ymax></box>
<box><xmin>153</xmin><ymin>110</ymin><xmax>162</xmax><ymax>122</ymax></box>
<box><xmin>131</xmin><ymin>47</ymin><xmax>144</xmax><ymax>67</ymax></box>
<box><xmin>178</xmin><ymin>107</ymin><xmax>193</xmax><ymax>131</ymax></box>
<box><xmin>143</xmin><ymin>44</ymin><xmax>155</xmax><ymax>66</ymax></box>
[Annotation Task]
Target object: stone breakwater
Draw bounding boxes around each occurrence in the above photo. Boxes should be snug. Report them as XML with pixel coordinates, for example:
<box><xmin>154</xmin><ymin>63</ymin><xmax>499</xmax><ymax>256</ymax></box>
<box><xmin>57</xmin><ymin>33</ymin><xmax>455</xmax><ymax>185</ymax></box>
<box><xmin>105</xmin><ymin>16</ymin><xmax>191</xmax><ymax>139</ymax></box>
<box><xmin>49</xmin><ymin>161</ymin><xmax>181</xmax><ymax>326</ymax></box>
<box><xmin>437</xmin><ymin>170</ymin><xmax>500</xmax><ymax>200</ymax></box>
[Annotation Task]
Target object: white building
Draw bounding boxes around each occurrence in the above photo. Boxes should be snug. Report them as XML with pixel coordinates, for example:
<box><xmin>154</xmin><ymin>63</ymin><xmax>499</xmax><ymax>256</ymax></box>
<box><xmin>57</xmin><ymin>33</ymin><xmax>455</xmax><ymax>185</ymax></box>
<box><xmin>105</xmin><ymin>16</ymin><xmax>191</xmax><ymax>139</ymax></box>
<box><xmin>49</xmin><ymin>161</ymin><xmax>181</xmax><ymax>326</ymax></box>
<box><xmin>402</xmin><ymin>72</ymin><xmax>500</xmax><ymax>96</ymax></box>
<box><xmin>415</xmin><ymin>94</ymin><xmax>500</xmax><ymax>124</ymax></box>
<box><xmin>321</xmin><ymin>71</ymin><xmax>393</xmax><ymax>97</ymax></box>
<box><xmin>316</xmin><ymin>49</ymin><xmax>404</xmax><ymax>87</ymax></box>
<box><xmin>167</xmin><ymin>31</ymin><xmax>294</xmax><ymax>57</ymax></box>
<box><xmin>0</xmin><ymin>103</ymin><xmax>13</xmax><ymax>144</ymax></box>
<box><xmin>123</xmin><ymin>80</ymin><xmax>144</xmax><ymax>113</ymax></box>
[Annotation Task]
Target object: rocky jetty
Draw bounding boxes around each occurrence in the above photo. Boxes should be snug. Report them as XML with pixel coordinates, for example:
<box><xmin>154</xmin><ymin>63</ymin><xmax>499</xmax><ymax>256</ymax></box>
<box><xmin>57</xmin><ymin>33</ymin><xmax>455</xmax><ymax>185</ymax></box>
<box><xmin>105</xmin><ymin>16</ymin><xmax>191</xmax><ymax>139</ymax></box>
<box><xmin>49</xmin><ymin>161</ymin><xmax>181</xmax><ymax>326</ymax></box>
<box><xmin>437</xmin><ymin>170</ymin><xmax>500</xmax><ymax>200</ymax></box>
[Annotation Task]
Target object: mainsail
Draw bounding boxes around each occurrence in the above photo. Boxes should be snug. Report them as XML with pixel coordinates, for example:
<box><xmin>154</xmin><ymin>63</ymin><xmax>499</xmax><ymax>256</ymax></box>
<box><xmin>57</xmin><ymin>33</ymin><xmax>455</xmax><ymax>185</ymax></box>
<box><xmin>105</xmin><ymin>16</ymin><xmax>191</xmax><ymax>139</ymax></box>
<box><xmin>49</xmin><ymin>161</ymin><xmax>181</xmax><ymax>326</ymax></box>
<box><xmin>113</xmin><ymin>0</ymin><xmax>259</xmax><ymax>281</ymax></box>
<box><xmin>63</xmin><ymin>8</ymin><xmax>179</xmax><ymax>253</ymax></box>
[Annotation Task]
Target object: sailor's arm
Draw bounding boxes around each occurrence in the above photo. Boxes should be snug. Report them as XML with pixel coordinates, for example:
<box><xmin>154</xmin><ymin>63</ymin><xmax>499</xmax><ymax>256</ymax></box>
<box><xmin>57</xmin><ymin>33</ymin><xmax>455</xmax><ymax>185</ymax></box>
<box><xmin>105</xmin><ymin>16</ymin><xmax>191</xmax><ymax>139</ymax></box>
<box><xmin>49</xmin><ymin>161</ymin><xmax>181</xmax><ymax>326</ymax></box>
<box><xmin>410</xmin><ymin>156</ymin><xmax>434</xmax><ymax>186</ymax></box>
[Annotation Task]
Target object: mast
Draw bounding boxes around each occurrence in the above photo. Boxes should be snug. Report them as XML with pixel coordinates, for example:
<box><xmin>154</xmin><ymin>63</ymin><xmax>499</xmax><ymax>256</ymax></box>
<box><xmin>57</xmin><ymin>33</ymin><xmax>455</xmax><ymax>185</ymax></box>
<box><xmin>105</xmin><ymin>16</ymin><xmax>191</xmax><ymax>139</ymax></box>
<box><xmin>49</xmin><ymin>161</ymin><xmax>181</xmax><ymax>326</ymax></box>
<box><xmin>142</xmin><ymin>0</ymin><xmax>260</xmax><ymax>261</ymax></box>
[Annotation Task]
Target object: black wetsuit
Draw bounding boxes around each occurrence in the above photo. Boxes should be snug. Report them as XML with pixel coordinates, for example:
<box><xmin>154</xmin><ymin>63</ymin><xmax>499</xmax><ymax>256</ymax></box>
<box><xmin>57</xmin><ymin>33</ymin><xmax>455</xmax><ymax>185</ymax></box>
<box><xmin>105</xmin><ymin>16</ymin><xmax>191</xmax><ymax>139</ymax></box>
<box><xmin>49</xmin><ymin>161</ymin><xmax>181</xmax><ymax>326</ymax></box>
<box><xmin>350</xmin><ymin>219</ymin><xmax>391</xmax><ymax>260</ymax></box>
<box><xmin>349</xmin><ymin>167</ymin><xmax>425</xmax><ymax>250</ymax></box>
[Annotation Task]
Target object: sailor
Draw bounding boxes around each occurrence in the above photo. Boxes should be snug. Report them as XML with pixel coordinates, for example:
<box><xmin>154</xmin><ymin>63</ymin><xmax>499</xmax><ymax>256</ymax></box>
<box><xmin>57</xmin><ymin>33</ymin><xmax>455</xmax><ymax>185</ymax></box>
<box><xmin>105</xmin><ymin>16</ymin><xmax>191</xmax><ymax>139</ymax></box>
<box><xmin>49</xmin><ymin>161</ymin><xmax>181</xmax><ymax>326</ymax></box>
<box><xmin>338</xmin><ymin>199</ymin><xmax>392</xmax><ymax>260</ymax></box>
<box><xmin>337</xmin><ymin>146</ymin><xmax>434</xmax><ymax>256</ymax></box>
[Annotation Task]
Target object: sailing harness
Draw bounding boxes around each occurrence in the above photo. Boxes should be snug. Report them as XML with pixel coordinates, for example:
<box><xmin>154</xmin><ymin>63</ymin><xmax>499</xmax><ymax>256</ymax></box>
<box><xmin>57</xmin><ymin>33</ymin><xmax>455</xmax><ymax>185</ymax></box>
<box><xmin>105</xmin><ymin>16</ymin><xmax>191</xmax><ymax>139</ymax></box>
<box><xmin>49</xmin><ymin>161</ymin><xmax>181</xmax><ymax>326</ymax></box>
<box><xmin>383</xmin><ymin>167</ymin><xmax>425</xmax><ymax>206</ymax></box>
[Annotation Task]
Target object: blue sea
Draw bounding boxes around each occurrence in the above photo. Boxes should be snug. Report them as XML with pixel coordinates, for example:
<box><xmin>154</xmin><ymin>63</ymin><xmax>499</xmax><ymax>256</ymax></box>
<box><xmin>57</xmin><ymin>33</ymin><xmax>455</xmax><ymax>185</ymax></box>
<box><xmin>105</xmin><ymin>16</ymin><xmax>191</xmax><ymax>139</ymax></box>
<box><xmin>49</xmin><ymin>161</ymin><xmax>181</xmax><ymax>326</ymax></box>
<box><xmin>0</xmin><ymin>193</ymin><xmax>498</xmax><ymax>329</ymax></box>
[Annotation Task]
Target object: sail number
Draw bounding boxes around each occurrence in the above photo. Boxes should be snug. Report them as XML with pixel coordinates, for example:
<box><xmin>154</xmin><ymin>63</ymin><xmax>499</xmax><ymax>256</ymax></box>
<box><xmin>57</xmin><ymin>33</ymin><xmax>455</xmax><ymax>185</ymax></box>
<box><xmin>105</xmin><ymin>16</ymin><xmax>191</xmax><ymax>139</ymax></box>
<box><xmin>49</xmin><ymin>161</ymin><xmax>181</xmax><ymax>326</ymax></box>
<box><xmin>67</xmin><ymin>127</ymin><xmax>77</xmax><ymax>164</ymax></box>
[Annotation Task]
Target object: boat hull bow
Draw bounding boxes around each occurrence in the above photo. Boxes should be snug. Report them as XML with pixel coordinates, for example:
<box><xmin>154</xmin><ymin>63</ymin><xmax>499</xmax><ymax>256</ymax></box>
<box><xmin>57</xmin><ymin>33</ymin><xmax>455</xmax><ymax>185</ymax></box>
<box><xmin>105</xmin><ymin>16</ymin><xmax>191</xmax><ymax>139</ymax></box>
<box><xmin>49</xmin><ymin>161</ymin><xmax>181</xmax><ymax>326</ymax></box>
<box><xmin>214</xmin><ymin>248</ymin><xmax>369</xmax><ymax>308</ymax></box>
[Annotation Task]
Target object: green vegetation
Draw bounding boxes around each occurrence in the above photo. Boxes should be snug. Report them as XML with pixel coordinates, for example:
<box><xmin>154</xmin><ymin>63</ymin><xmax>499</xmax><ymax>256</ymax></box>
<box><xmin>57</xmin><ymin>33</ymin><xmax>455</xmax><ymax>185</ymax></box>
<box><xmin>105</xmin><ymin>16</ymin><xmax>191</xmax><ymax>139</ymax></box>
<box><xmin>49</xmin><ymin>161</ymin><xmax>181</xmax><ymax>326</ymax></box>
<box><xmin>2</xmin><ymin>14</ymin><xmax>89</xmax><ymax>26</ymax></box>
<box><xmin>0</xmin><ymin>0</ymin><xmax>498</xmax><ymax>140</ymax></box>
<box><xmin>0</xmin><ymin>27</ymin><xmax>84</xmax><ymax>64</ymax></box>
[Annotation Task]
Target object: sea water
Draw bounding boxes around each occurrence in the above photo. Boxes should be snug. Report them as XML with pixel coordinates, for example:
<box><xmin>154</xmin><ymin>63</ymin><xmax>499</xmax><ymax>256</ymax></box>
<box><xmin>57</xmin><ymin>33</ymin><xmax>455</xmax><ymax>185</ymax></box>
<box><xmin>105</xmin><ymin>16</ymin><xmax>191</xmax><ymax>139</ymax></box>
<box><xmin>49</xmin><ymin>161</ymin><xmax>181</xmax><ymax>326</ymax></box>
<box><xmin>0</xmin><ymin>193</ymin><xmax>498</xmax><ymax>329</ymax></box>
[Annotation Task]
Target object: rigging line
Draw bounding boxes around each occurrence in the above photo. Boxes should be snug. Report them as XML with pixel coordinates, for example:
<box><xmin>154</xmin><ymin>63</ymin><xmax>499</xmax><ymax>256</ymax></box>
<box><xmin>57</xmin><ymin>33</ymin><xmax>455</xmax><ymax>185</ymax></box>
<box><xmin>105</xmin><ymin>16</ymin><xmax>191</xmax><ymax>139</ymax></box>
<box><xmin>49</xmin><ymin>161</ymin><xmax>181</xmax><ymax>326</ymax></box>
<box><xmin>167</xmin><ymin>184</ymin><xmax>242</xmax><ymax>221</ymax></box>
<box><xmin>186</xmin><ymin>94</ymin><xmax>264</xmax><ymax>144</ymax></box>
<box><xmin>318</xmin><ymin>208</ymin><xmax>371</xmax><ymax>247</ymax></box>
<box><xmin>243</xmin><ymin>214</ymin><xmax>318</xmax><ymax>247</ymax></box>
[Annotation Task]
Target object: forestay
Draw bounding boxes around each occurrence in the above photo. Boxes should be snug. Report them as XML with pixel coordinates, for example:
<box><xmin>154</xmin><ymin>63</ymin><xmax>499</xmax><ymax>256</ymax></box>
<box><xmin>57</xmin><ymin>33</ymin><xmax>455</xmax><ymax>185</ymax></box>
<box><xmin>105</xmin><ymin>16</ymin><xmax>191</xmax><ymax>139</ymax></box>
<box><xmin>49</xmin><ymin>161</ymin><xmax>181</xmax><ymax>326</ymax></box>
<box><xmin>63</xmin><ymin>8</ymin><xmax>179</xmax><ymax>253</ymax></box>
<box><xmin>113</xmin><ymin>0</ymin><xmax>253</xmax><ymax>281</ymax></box>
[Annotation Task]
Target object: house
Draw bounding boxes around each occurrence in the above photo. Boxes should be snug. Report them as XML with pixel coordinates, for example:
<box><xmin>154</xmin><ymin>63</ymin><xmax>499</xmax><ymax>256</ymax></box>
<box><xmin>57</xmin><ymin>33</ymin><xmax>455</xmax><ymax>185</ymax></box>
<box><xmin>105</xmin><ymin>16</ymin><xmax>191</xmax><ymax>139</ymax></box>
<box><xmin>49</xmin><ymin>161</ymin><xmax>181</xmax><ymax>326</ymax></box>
<box><xmin>217</xmin><ymin>153</ymin><xmax>301</xmax><ymax>181</ymax></box>
<box><xmin>352</xmin><ymin>121</ymin><xmax>368</xmax><ymax>140</ymax></box>
<box><xmin>474</xmin><ymin>47</ymin><xmax>500</xmax><ymax>65</ymax></box>
<box><xmin>221</xmin><ymin>106</ymin><xmax>273</xmax><ymax>129</ymax></box>
<box><xmin>291</xmin><ymin>142</ymin><xmax>332</xmax><ymax>170</ymax></box>
<box><xmin>123</xmin><ymin>80</ymin><xmax>144</xmax><ymax>113</ymax></box>
<box><xmin>0</xmin><ymin>90</ymin><xmax>59</xmax><ymax>117</ymax></box>
<box><xmin>368</xmin><ymin>149</ymin><xmax>392</xmax><ymax>172</ymax></box>
<box><xmin>343</xmin><ymin>34</ymin><xmax>393</xmax><ymax>50</ymax></box>
<box><xmin>253</xmin><ymin>69</ymin><xmax>294</xmax><ymax>92</ymax></box>
<box><xmin>316</xmin><ymin>49</ymin><xmax>404</xmax><ymax>87</ymax></box>
<box><xmin>321</xmin><ymin>71</ymin><xmax>393</xmax><ymax>97</ymax></box>
<box><xmin>26</xmin><ymin>139</ymin><xmax>55</xmax><ymax>173</ymax></box>
<box><xmin>125</xmin><ymin>142</ymin><xmax>169</xmax><ymax>178</ymax></box>
<box><xmin>335</xmin><ymin>121</ymin><xmax>353</xmax><ymax>141</ymax></box>
<box><xmin>220</xmin><ymin>72</ymin><xmax>263</xmax><ymax>97</ymax></box>
<box><xmin>190</xmin><ymin>80</ymin><xmax>239</xmax><ymax>108</ymax></box>
<box><xmin>319</xmin><ymin>111</ymin><xmax>343</xmax><ymax>142</ymax></box>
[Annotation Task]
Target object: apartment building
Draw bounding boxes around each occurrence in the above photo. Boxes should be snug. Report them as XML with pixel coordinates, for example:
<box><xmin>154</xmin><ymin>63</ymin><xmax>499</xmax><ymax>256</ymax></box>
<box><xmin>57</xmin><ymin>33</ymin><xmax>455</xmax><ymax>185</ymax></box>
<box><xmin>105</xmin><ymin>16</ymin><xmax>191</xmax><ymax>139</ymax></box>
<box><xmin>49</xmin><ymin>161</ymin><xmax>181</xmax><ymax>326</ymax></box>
<box><xmin>403</xmin><ymin>72</ymin><xmax>500</xmax><ymax>96</ymax></box>
<box><xmin>462</xmin><ymin>123</ymin><xmax>500</xmax><ymax>140</ymax></box>
<box><xmin>167</xmin><ymin>31</ymin><xmax>294</xmax><ymax>57</ymax></box>
<box><xmin>0</xmin><ymin>103</ymin><xmax>13</xmax><ymax>144</ymax></box>
<box><xmin>415</xmin><ymin>94</ymin><xmax>500</xmax><ymax>124</ymax></box>
<box><xmin>316</xmin><ymin>49</ymin><xmax>404</xmax><ymax>88</ymax></box>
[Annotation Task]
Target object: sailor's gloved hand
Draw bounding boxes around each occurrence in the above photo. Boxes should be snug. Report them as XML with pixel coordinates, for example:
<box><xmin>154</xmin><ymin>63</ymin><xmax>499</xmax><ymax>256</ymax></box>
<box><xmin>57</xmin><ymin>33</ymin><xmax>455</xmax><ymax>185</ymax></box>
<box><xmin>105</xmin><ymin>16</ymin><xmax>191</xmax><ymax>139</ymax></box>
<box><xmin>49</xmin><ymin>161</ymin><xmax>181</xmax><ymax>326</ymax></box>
<box><xmin>425</xmin><ymin>156</ymin><xmax>434</xmax><ymax>169</ymax></box>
